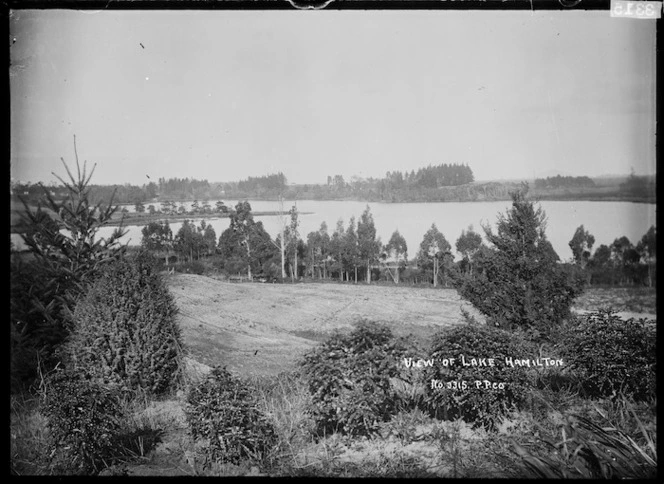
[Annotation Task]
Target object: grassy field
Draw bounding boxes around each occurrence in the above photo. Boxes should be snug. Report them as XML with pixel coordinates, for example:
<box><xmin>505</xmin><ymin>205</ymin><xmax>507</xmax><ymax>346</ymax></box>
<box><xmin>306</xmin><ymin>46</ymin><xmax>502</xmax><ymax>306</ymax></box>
<box><xmin>169</xmin><ymin>275</ymin><xmax>656</xmax><ymax>377</ymax></box>
<box><xmin>11</xmin><ymin>277</ymin><xmax>657</xmax><ymax>477</ymax></box>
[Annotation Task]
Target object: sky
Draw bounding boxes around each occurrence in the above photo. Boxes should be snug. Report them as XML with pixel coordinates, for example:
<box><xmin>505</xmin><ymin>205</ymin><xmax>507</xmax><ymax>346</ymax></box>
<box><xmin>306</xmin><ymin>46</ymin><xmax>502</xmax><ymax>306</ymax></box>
<box><xmin>10</xmin><ymin>9</ymin><xmax>657</xmax><ymax>187</ymax></box>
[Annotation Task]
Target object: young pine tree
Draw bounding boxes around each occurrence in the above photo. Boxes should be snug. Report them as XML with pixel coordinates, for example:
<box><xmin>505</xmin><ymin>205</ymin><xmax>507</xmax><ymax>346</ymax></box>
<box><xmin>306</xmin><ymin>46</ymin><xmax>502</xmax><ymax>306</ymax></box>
<box><xmin>455</xmin><ymin>185</ymin><xmax>585</xmax><ymax>340</ymax></box>
<box><xmin>65</xmin><ymin>251</ymin><xmax>184</xmax><ymax>396</ymax></box>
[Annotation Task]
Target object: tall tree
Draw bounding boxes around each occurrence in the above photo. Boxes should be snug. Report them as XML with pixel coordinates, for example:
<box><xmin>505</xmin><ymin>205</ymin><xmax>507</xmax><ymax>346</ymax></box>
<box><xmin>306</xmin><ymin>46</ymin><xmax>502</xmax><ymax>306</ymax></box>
<box><xmin>610</xmin><ymin>236</ymin><xmax>640</xmax><ymax>285</ymax></box>
<box><xmin>306</xmin><ymin>230</ymin><xmax>321</xmax><ymax>279</ymax></box>
<box><xmin>329</xmin><ymin>219</ymin><xmax>346</xmax><ymax>281</ymax></box>
<box><xmin>141</xmin><ymin>220</ymin><xmax>174</xmax><ymax>264</ymax></box>
<box><xmin>569</xmin><ymin>225</ymin><xmax>595</xmax><ymax>268</ymax></box>
<box><xmin>174</xmin><ymin>220</ymin><xmax>198</xmax><ymax>262</ymax></box>
<box><xmin>272</xmin><ymin>197</ymin><xmax>288</xmax><ymax>280</ymax></box>
<box><xmin>455</xmin><ymin>225</ymin><xmax>483</xmax><ymax>275</ymax></box>
<box><xmin>357</xmin><ymin>205</ymin><xmax>381</xmax><ymax>284</ymax></box>
<box><xmin>384</xmin><ymin>229</ymin><xmax>408</xmax><ymax>283</ymax></box>
<box><xmin>13</xmin><ymin>137</ymin><xmax>127</xmax><ymax>388</ymax></box>
<box><xmin>229</xmin><ymin>201</ymin><xmax>258</xmax><ymax>280</ymax></box>
<box><xmin>286</xmin><ymin>205</ymin><xmax>300</xmax><ymax>282</ymax></box>
<box><xmin>344</xmin><ymin>216</ymin><xmax>360</xmax><ymax>282</ymax></box>
<box><xmin>417</xmin><ymin>223</ymin><xmax>451</xmax><ymax>287</ymax></box>
<box><xmin>199</xmin><ymin>220</ymin><xmax>217</xmax><ymax>257</ymax></box>
<box><xmin>636</xmin><ymin>226</ymin><xmax>656</xmax><ymax>287</ymax></box>
<box><xmin>318</xmin><ymin>222</ymin><xmax>331</xmax><ymax>279</ymax></box>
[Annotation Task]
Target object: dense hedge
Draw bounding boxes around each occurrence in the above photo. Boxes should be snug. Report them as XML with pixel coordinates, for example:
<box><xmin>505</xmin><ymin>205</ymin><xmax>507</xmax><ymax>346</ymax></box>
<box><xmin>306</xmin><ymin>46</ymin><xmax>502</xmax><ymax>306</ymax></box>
<box><xmin>65</xmin><ymin>251</ymin><xmax>184</xmax><ymax>396</ymax></box>
<box><xmin>422</xmin><ymin>323</ymin><xmax>537</xmax><ymax>429</ymax></box>
<box><xmin>558</xmin><ymin>310</ymin><xmax>656</xmax><ymax>401</ymax></box>
<box><xmin>184</xmin><ymin>366</ymin><xmax>278</xmax><ymax>466</ymax></box>
<box><xmin>301</xmin><ymin>320</ymin><xmax>421</xmax><ymax>437</ymax></box>
<box><xmin>43</xmin><ymin>369</ymin><xmax>125</xmax><ymax>475</ymax></box>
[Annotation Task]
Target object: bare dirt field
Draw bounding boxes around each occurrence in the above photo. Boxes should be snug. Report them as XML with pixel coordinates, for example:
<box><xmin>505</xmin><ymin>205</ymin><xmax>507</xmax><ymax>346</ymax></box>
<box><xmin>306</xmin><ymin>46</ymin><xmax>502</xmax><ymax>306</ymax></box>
<box><xmin>168</xmin><ymin>274</ymin><xmax>656</xmax><ymax>378</ymax></box>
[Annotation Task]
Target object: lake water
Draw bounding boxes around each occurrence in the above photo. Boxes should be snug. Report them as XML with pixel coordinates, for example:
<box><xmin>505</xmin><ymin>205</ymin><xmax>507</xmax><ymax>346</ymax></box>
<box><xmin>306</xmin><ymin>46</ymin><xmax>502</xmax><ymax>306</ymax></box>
<box><xmin>11</xmin><ymin>200</ymin><xmax>656</xmax><ymax>262</ymax></box>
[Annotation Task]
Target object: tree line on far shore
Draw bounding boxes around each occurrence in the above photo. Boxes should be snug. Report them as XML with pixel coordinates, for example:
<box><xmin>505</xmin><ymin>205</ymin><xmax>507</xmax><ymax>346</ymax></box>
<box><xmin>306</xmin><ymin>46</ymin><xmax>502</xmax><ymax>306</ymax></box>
<box><xmin>140</xmin><ymin>195</ymin><xmax>656</xmax><ymax>289</ymax></box>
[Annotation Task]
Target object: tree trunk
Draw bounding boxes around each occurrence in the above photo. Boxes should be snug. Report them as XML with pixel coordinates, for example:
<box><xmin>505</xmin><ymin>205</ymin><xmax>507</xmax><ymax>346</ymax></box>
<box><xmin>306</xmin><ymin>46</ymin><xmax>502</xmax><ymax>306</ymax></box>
<box><xmin>311</xmin><ymin>248</ymin><xmax>315</xmax><ymax>278</ymax></box>
<box><xmin>366</xmin><ymin>261</ymin><xmax>371</xmax><ymax>284</ymax></box>
<box><xmin>354</xmin><ymin>266</ymin><xmax>357</xmax><ymax>283</ymax></box>
<box><xmin>246</xmin><ymin>241</ymin><xmax>252</xmax><ymax>280</ymax></box>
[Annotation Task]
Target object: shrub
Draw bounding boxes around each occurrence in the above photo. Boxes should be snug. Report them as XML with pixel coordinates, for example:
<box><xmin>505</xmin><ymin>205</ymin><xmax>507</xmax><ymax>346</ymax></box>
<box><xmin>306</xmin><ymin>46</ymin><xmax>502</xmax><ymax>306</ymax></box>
<box><xmin>422</xmin><ymin>323</ymin><xmax>537</xmax><ymax>429</ymax></box>
<box><xmin>454</xmin><ymin>187</ymin><xmax>586</xmax><ymax>340</ymax></box>
<box><xmin>184</xmin><ymin>366</ymin><xmax>278</xmax><ymax>467</ymax></box>
<box><xmin>42</xmin><ymin>369</ymin><xmax>125</xmax><ymax>475</ymax></box>
<box><xmin>558</xmin><ymin>310</ymin><xmax>656</xmax><ymax>401</ymax></box>
<box><xmin>300</xmin><ymin>320</ymin><xmax>421</xmax><ymax>437</ymax></box>
<box><xmin>176</xmin><ymin>259</ymin><xmax>206</xmax><ymax>275</ymax></box>
<box><xmin>12</xmin><ymin>145</ymin><xmax>127</xmax><ymax>390</ymax></box>
<box><xmin>65</xmin><ymin>251</ymin><xmax>184</xmax><ymax>396</ymax></box>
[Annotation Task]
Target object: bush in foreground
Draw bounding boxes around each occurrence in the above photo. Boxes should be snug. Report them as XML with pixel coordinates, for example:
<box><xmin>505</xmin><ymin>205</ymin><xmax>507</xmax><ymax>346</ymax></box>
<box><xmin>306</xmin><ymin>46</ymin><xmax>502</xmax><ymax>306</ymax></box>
<box><xmin>64</xmin><ymin>251</ymin><xmax>184</xmax><ymax>396</ymax></box>
<box><xmin>301</xmin><ymin>320</ymin><xmax>420</xmax><ymax>438</ymax></box>
<box><xmin>558</xmin><ymin>310</ymin><xmax>656</xmax><ymax>401</ymax></box>
<box><xmin>42</xmin><ymin>369</ymin><xmax>125</xmax><ymax>475</ymax></box>
<box><xmin>511</xmin><ymin>409</ymin><xmax>657</xmax><ymax>478</ymax></box>
<box><xmin>184</xmin><ymin>366</ymin><xmax>278</xmax><ymax>467</ymax></box>
<box><xmin>423</xmin><ymin>323</ymin><xmax>537</xmax><ymax>429</ymax></box>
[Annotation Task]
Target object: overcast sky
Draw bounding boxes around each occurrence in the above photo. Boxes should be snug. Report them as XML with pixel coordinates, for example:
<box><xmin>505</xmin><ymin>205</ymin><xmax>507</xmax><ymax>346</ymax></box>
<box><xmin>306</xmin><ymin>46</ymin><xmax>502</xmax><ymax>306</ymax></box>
<box><xmin>10</xmin><ymin>9</ymin><xmax>656</xmax><ymax>186</ymax></box>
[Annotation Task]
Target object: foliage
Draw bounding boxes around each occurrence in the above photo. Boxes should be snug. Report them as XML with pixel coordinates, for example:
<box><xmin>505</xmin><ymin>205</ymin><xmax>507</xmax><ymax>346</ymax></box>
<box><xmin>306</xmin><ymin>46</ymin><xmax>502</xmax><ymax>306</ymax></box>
<box><xmin>422</xmin><ymin>323</ymin><xmax>536</xmax><ymax>429</ymax></box>
<box><xmin>417</xmin><ymin>223</ymin><xmax>453</xmax><ymax>286</ymax></box>
<box><xmin>454</xmin><ymin>186</ymin><xmax>585</xmax><ymax>339</ymax></box>
<box><xmin>587</xmin><ymin>227</ymin><xmax>656</xmax><ymax>286</ymax></box>
<box><xmin>557</xmin><ymin>310</ymin><xmax>656</xmax><ymax>401</ymax></box>
<box><xmin>176</xmin><ymin>259</ymin><xmax>207</xmax><ymax>275</ymax></box>
<box><xmin>635</xmin><ymin>225</ymin><xmax>656</xmax><ymax>287</ymax></box>
<box><xmin>11</xmin><ymin>138</ymin><xmax>127</xmax><ymax>391</ymax></box>
<box><xmin>568</xmin><ymin>224</ymin><xmax>595</xmax><ymax>268</ymax></box>
<box><xmin>173</xmin><ymin>219</ymin><xmax>216</xmax><ymax>262</ymax></box>
<box><xmin>64</xmin><ymin>251</ymin><xmax>184</xmax><ymax>396</ymax></box>
<box><xmin>455</xmin><ymin>225</ymin><xmax>483</xmax><ymax>274</ymax></box>
<box><xmin>534</xmin><ymin>175</ymin><xmax>595</xmax><ymax>190</ymax></box>
<box><xmin>382</xmin><ymin>229</ymin><xmax>408</xmax><ymax>283</ymax></box>
<box><xmin>42</xmin><ymin>368</ymin><xmax>125</xmax><ymax>475</ymax></box>
<box><xmin>283</xmin><ymin>205</ymin><xmax>300</xmax><ymax>281</ymax></box>
<box><xmin>511</xmin><ymin>409</ymin><xmax>657</xmax><ymax>479</ymax></box>
<box><xmin>357</xmin><ymin>205</ymin><xmax>382</xmax><ymax>283</ymax></box>
<box><xmin>218</xmin><ymin>201</ymin><xmax>279</xmax><ymax>279</ymax></box>
<box><xmin>305</xmin><ymin>222</ymin><xmax>331</xmax><ymax>279</ymax></box>
<box><xmin>300</xmin><ymin>320</ymin><xmax>420</xmax><ymax>437</ymax></box>
<box><xmin>184</xmin><ymin>366</ymin><xmax>278</xmax><ymax>467</ymax></box>
<box><xmin>141</xmin><ymin>220</ymin><xmax>173</xmax><ymax>252</ymax></box>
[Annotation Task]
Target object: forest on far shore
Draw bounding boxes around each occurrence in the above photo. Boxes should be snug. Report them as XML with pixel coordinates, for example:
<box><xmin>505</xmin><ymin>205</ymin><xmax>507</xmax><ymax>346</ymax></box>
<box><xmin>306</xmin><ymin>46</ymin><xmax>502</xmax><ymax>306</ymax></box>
<box><xmin>10</xmin><ymin>162</ymin><xmax>656</xmax><ymax>206</ymax></box>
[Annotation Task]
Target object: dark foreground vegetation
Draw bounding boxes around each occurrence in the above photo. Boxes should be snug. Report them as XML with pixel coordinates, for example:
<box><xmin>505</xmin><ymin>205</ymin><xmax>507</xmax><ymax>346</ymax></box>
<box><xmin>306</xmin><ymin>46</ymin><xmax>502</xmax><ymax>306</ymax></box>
<box><xmin>11</xmin><ymin>146</ymin><xmax>656</xmax><ymax>477</ymax></box>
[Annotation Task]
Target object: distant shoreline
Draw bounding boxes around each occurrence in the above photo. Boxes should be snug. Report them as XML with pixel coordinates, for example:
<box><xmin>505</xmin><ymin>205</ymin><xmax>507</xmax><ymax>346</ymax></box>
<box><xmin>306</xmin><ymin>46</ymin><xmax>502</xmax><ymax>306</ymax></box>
<box><xmin>9</xmin><ymin>210</ymin><xmax>314</xmax><ymax>233</ymax></box>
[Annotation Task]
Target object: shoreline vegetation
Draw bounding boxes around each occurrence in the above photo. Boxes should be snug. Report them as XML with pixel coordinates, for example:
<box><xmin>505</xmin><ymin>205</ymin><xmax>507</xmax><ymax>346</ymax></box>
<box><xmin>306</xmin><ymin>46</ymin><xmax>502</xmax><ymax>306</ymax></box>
<box><xmin>10</xmin><ymin>165</ymin><xmax>656</xmax><ymax>214</ymax></box>
<box><xmin>9</xmin><ymin>189</ymin><xmax>656</xmax><ymax>234</ymax></box>
<box><xmin>9</xmin><ymin>208</ymin><xmax>311</xmax><ymax>234</ymax></box>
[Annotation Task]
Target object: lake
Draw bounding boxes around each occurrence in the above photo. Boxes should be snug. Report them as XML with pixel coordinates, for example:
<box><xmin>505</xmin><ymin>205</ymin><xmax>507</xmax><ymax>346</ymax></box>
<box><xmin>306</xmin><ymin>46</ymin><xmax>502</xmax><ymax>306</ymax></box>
<box><xmin>11</xmin><ymin>200</ymin><xmax>656</xmax><ymax>262</ymax></box>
